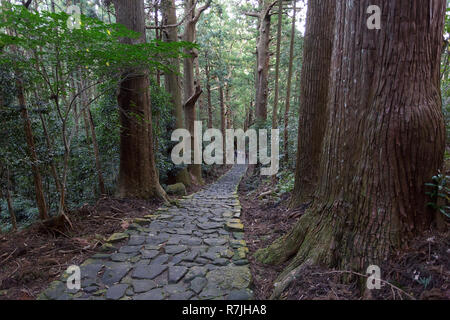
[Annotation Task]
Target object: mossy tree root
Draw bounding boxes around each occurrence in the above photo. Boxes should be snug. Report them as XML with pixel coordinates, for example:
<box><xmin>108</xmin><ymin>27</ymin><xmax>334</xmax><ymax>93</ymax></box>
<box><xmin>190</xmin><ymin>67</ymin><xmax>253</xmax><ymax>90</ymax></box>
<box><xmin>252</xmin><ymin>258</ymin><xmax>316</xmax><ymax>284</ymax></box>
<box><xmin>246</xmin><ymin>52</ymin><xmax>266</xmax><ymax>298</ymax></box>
<box><xmin>254</xmin><ymin>213</ymin><xmax>311</xmax><ymax>265</ymax></box>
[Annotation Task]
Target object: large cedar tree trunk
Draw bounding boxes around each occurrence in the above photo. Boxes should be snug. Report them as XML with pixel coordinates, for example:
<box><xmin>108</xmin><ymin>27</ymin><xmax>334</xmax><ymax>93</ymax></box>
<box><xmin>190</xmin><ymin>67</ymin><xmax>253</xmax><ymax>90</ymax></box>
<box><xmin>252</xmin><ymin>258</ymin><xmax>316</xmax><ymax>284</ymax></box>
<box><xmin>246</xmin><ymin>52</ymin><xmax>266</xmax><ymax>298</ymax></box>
<box><xmin>114</xmin><ymin>0</ymin><xmax>166</xmax><ymax>200</ymax></box>
<box><xmin>290</xmin><ymin>0</ymin><xmax>336</xmax><ymax>208</ymax></box>
<box><xmin>219</xmin><ymin>84</ymin><xmax>226</xmax><ymax>162</ymax></box>
<box><xmin>256</xmin><ymin>0</ymin><xmax>446</xmax><ymax>281</ymax></box>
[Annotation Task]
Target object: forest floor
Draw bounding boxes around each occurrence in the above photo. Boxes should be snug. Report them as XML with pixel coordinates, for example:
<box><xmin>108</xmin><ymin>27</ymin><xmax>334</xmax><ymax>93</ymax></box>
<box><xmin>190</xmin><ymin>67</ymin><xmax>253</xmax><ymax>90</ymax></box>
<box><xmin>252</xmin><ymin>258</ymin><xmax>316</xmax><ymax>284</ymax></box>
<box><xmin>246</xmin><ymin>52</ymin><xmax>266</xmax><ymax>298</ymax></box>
<box><xmin>239</xmin><ymin>166</ymin><xmax>450</xmax><ymax>300</ymax></box>
<box><xmin>0</xmin><ymin>166</ymin><xmax>230</xmax><ymax>300</ymax></box>
<box><xmin>1</xmin><ymin>163</ymin><xmax>448</xmax><ymax>300</ymax></box>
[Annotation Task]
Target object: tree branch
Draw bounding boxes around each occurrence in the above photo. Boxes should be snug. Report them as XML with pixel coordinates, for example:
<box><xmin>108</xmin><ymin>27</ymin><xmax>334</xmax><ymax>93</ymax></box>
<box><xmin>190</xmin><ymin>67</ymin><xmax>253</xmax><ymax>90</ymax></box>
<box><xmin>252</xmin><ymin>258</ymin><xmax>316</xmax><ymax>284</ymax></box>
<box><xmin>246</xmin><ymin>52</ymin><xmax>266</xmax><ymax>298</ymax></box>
<box><xmin>263</xmin><ymin>0</ymin><xmax>279</xmax><ymax>18</ymax></box>
<box><xmin>183</xmin><ymin>85</ymin><xmax>203</xmax><ymax>109</ymax></box>
<box><xmin>192</xmin><ymin>0</ymin><xmax>212</xmax><ymax>24</ymax></box>
<box><xmin>146</xmin><ymin>0</ymin><xmax>199</xmax><ymax>30</ymax></box>
<box><xmin>23</xmin><ymin>0</ymin><xmax>33</xmax><ymax>9</ymax></box>
<box><xmin>244</xmin><ymin>12</ymin><xmax>260</xmax><ymax>18</ymax></box>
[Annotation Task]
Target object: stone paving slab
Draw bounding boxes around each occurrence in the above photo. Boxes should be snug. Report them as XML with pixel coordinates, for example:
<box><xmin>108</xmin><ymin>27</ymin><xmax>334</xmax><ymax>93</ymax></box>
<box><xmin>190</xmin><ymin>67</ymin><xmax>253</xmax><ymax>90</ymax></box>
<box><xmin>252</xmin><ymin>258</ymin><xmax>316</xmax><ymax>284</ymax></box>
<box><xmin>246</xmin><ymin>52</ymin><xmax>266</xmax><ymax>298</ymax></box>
<box><xmin>38</xmin><ymin>165</ymin><xmax>252</xmax><ymax>300</ymax></box>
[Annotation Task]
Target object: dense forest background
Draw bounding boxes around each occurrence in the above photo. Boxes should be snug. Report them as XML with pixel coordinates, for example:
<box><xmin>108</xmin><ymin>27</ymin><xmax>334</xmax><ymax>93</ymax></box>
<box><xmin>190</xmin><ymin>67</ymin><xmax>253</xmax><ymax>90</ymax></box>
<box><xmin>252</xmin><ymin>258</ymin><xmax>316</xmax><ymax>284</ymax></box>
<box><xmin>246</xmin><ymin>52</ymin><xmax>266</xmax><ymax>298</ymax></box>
<box><xmin>0</xmin><ymin>0</ymin><xmax>308</xmax><ymax>231</ymax></box>
<box><xmin>1</xmin><ymin>0</ymin><xmax>449</xmax><ymax>232</ymax></box>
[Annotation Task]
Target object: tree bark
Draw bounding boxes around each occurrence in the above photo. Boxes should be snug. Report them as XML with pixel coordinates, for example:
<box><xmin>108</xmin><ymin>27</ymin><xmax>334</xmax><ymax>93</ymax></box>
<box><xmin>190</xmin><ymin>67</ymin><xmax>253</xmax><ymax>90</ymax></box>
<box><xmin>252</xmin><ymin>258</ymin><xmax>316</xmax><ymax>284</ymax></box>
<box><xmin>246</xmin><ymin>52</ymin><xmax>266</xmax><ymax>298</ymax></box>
<box><xmin>113</xmin><ymin>0</ymin><xmax>167</xmax><ymax>201</ymax></box>
<box><xmin>290</xmin><ymin>0</ymin><xmax>336</xmax><ymax>208</ymax></box>
<box><xmin>38</xmin><ymin>111</ymin><xmax>63</xmax><ymax>198</ymax></box>
<box><xmin>254</xmin><ymin>0</ymin><xmax>274</xmax><ymax>124</ymax></box>
<box><xmin>205</xmin><ymin>58</ymin><xmax>213</xmax><ymax>129</ymax></box>
<box><xmin>161</xmin><ymin>0</ymin><xmax>191</xmax><ymax>187</ymax></box>
<box><xmin>195</xmin><ymin>56</ymin><xmax>204</xmax><ymax>123</ymax></box>
<box><xmin>154</xmin><ymin>2</ymin><xmax>161</xmax><ymax>86</ymax></box>
<box><xmin>272</xmin><ymin>0</ymin><xmax>283</xmax><ymax>129</ymax></box>
<box><xmin>87</xmin><ymin>107</ymin><xmax>106</xmax><ymax>195</ymax></box>
<box><xmin>225</xmin><ymin>82</ymin><xmax>232</xmax><ymax>129</ymax></box>
<box><xmin>283</xmin><ymin>1</ymin><xmax>296</xmax><ymax>165</ymax></box>
<box><xmin>182</xmin><ymin>0</ymin><xmax>210</xmax><ymax>185</ymax></box>
<box><xmin>17</xmin><ymin>80</ymin><xmax>49</xmax><ymax>220</ymax></box>
<box><xmin>257</xmin><ymin>0</ymin><xmax>446</xmax><ymax>280</ymax></box>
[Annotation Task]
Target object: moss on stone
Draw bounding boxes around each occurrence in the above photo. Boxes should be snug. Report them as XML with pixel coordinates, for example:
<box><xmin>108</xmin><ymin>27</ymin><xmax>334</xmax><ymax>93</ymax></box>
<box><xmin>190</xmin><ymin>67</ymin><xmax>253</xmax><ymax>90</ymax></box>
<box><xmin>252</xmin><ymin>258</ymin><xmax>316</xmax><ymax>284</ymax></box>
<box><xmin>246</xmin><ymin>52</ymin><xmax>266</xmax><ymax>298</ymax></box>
<box><xmin>107</xmin><ymin>232</ymin><xmax>129</xmax><ymax>243</ymax></box>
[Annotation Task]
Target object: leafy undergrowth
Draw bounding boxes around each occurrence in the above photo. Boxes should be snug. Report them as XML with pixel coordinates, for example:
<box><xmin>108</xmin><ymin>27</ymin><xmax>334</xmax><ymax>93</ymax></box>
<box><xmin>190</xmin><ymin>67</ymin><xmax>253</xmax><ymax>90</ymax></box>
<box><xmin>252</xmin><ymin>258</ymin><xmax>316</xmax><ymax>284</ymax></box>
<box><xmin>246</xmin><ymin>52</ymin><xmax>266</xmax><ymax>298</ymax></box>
<box><xmin>0</xmin><ymin>165</ymin><xmax>230</xmax><ymax>300</ymax></box>
<box><xmin>239</xmin><ymin>167</ymin><xmax>449</xmax><ymax>300</ymax></box>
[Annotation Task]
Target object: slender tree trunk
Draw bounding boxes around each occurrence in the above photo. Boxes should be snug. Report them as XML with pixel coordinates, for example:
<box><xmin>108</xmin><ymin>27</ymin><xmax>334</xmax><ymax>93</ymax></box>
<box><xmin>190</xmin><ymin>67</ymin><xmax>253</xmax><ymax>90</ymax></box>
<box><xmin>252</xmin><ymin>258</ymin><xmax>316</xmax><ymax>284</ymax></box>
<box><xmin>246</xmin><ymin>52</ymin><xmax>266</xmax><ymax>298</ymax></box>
<box><xmin>272</xmin><ymin>0</ymin><xmax>283</xmax><ymax>129</ymax></box>
<box><xmin>205</xmin><ymin>60</ymin><xmax>213</xmax><ymax>129</ymax></box>
<box><xmin>257</xmin><ymin>0</ymin><xmax>447</xmax><ymax>282</ymax></box>
<box><xmin>154</xmin><ymin>2</ymin><xmax>161</xmax><ymax>86</ymax></box>
<box><xmin>255</xmin><ymin>1</ymin><xmax>273</xmax><ymax>124</ymax></box>
<box><xmin>17</xmin><ymin>80</ymin><xmax>49</xmax><ymax>220</ymax></box>
<box><xmin>162</xmin><ymin>0</ymin><xmax>184</xmax><ymax>130</ymax></box>
<box><xmin>225</xmin><ymin>82</ymin><xmax>232</xmax><ymax>129</ymax></box>
<box><xmin>283</xmin><ymin>1</ymin><xmax>296</xmax><ymax>165</ymax></box>
<box><xmin>38</xmin><ymin>111</ymin><xmax>62</xmax><ymax>197</ymax></box>
<box><xmin>75</xmin><ymin>73</ymin><xmax>91</xmax><ymax>141</ymax></box>
<box><xmin>248</xmin><ymin>100</ymin><xmax>254</xmax><ymax>128</ymax></box>
<box><xmin>244</xmin><ymin>104</ymin><xmax>249</xmax><ymax>131</ymax></box>
<box><xmin>87</xmin><ymin>108</ymin><xmax>106</xmax><ymax>195</ymax></box>
<box><xmin>161</xmin><ymin>0</ymin><xmax>191</xmax><ymax>187</ymax></box>
<box><xmin>219</xmin><ymin>84</ymin><xmax>226</xmax><ymax>163</ymax></box>
<box><xmin>195</xmin><ymin>57</ymin><xmax>204</xmax><ymax>123</ymax></box>
<box><xmin>290</xmin><ymin>0</ymin><xmax>336</xmax><ymax>208</ymax></box>
<box><xmin>70</xmin><ymin>77</ymin><xmax>79</xmax><ymax>135</ymax></box>
<box><xmin>113</xmin><ymin>0</ymin><xmax>167</xmax><ymax>201</ymax></box>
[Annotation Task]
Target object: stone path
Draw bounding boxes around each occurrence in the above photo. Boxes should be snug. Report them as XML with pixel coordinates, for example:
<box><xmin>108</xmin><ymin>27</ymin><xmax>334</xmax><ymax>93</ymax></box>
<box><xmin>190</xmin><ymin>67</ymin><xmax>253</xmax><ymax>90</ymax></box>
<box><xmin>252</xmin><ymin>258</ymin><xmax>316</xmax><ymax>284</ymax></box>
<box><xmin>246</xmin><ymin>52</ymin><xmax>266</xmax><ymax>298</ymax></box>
<box><xmin>39</xmin><ymin>165</ymin><xmax>252</xmax><ymax>300</ymax></box>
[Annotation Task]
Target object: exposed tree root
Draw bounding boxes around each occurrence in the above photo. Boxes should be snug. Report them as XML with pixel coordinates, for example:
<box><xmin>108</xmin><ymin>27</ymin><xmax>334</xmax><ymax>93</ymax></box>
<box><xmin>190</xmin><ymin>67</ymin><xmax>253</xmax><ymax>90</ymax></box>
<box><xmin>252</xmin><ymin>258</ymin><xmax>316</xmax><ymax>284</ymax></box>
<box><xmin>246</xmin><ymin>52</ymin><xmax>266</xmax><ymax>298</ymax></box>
<box><xmin>254</xmin><ymin>213</ymin><xmax>311</xmax><ymax>265</ymax></box>
<box><xmin>38</xmin><ymin>213</ymin><xmax>73</xmax><ymax>235</ymax></box>
<box><xmin>255</xmin><ymin>201</ymin><xmax>403</xmax><ymax>294</ymax></box>
<box><xmin>269</xmin><ymin>259</ymin><xmax>313</xmax><ymax>299</ymax></box>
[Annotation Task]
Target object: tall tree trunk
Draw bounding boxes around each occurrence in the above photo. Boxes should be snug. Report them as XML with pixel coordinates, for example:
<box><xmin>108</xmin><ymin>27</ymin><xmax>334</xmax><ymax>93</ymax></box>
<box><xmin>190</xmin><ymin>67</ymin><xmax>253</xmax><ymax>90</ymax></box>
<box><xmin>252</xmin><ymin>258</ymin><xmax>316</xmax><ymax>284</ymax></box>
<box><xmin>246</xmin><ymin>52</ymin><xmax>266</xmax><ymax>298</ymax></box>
<box><xmin>195</xmin><ymin>57</ymin><xmax>204</xmax><ymax>123</ymax></box>
<box><xmin>272</xmin><ymin>0</ymin><xmax>283</xmax><ymax>129</ymax></box>
<box><xmin>283</xmin><ymin>1</ymin><xmax>296</xmax><ymax>165</ymax></box>
<box><xmin>248</xmin><ymin>99</ymin><xmax>254</xmax><ymax>128</ymax></box>
<box><xmin>290</xmin><ymin>0</ymin><xmax>336</xmax><ymax>208</ymax></box>
<box><xmin>256</xmin><ymin>0</ymin><xmax>447</xmax><ymax>282</ymax></box>
<box><xmin>182</xmin><ymin>0</ymin><xmax>210</xmax><ymax>185</ymax></box>
<box><xmin>154</xmin><ymin>2</ymin><xmax>161</xmax><ymax>86</ymax></box>
<box><xmin>244</xmin><ymin>104</ymin><xmax>250</xmax><ymax>131</ymax></box>
<box><xmin>161</xmin><ymin>0</ymin><xmax>191</xmax><ymax>187</ymax></box>
<box><xmin>254</xmin><ymin>1</ymin><xmax>274</xmax><ymax>124</ymax></box>
<box><xmin>205</xmin><ymin>60</ymin><xmax>213</xmax><ymax>129</ymax></box>
<box><xmin>225</xmin><ymin>82</ymin><xmax>232</xmax><ymax>129</ymax></box>
<box><xmin>70</xmin><ymin>77</ymin><xmax>79</xmax><ymax>135</ymax></box>
<box><xmin>17</xmin><ymin>80</ymin><xmax>49</xmax><ymax>220</ymax></box>
<box><xmin>113</xmin><ymin>0</ymin><xmax>167</xmax><ymax>201</ymax></box>
<box><xmin>38</xmin><ymin>111</ymin><xmax>63</xmax><ymax>198</ymax></box>
<box><xmin>76</xmin><ymin>73</ymin><xmax>91</xmax><ymax>141</ymax></box>
<box><xmin>87</xmin><ymin>108</ymin><xmax>106</xmax><ymax>195</ymax></box>
<box><xmin>183</xmin><ymin>0</ymin><xmax>199</xmax><ymax>184</ymax></box>
<box><xmin>219</xmin><ymin>83</ymin><xmax>226</xmax><ymax>163</ymax></box>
